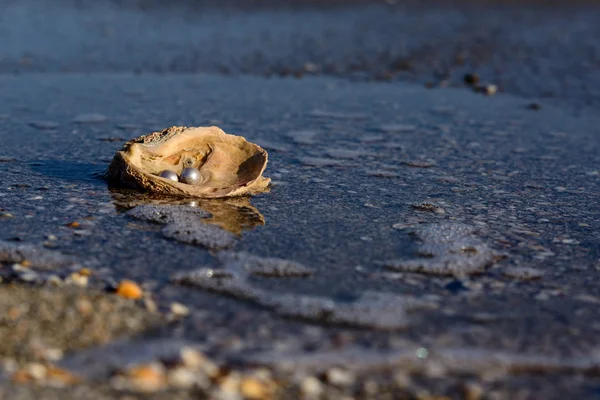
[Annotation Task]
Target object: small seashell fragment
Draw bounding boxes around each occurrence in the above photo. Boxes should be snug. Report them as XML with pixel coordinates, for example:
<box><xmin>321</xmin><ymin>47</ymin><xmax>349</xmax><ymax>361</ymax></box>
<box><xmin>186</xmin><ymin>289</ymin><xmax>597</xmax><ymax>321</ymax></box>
<box><xmin>159</xmin><ymin>170</ymin><xmax>179</xmax><ymax>182</ymax></box>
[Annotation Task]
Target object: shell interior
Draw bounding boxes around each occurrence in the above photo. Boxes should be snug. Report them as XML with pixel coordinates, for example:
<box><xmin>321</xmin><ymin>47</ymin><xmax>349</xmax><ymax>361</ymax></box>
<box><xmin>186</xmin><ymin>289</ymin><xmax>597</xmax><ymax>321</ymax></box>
<box><xmin>108</xmin><ymin>126</ymin><xmax>270</xmax><ymax>198</ymax></box>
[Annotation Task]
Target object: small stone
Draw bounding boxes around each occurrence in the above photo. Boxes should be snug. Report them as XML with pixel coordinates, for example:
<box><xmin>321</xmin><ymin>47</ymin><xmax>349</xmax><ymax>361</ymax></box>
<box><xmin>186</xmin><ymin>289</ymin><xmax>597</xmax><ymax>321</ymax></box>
<box><xmin>463</xmin><ymin>73</ymin><xmax>479</xmax><ymax>85</ymax></box>
<box><xmin>45</xmin><ymin>366</ymin><xmax>80</xmax><ymax>387</ymax></box>
<box><xmin>117</xmin><ymin>363</ymin><xmax>166</xmax><ymax>392</ymax></box>
<box><xmin>476</xmin><ymin>84</ymin><xmax>498</xmax><ymax>96</ymax></box>
<box><xmin>18</xmin><ymin>270</ymin><xmax>39</xmax><ymax>283</ymax></box>
<box><xmin>218</xmin><ymin>372</ymin><xmax>242</xmax><ymax>396</ymax></box>
<box><xmin>485</xmin><ymin>84</ymin><xmax>498</xmax><ymax>95</ymax></box>
<box><xmin>12</xmin><ymin>369</ymin><xmax>32</xmax><ymax>383</ymax></box>
<box><xmin>326</xmin><ymin>367</ymin><xmax>354</xmax><ymax>387</ymax></box>
<box><xmin>167</xmin><ymin>367</ymin><xmax>197</xmax><ymax>389</ymax></box>
<box><xmin>392</xmin><ymin>223</ymin><xmax>415</xmax><ymax>230</ymax></box>
<box><xmin>27</xmin><ymin>362</ymin><xmax>48</xmax><ymax>380</ymax></box>
<box><xmin>170</xmin><ymin>302</ymin><xmax>190</xmax><ymax>317</ymax></box>
<box><xmin>73</xmin><ymin>229</ymin><xmax>92</xmax><ymax>236</ymax></box>
<box><xmin>462</xmin><ymin>381</ymin><xmax>484</xmax><ymax>400</ymax></box>
<box><xmin>363</xmin><ymin>380</ymin><xmax>379</xmax><ymax>395</ymax></box>
<box><xmin>304</xmin><ymin>62</ymin><xmax>319</xmax><ymax>72</ymax></box>
<box><xmin>143</xmin><ymin>297</ymin><xmax>158</xmax><ymax>313</ymax></box>
<box><xmin>76</xmin><ymin>299</ymin><xmax>93</xmax><ymax>315</ymax></box>
<box><xmin>65</xmin><ymin>221</ymin><xmax>80</xmax><ymax>228</ymax></box>
<box><xmin>46</xmin><ymin>275</ymin><xmax>63</xmax><ymax>286</ymax></box>
<box><xmin>67</xmin><ymin>272</ymin><xmax>89</xmax><ymax>287</ymax></box>
<box><xmin>561</xmin><ymin>238</ymin><xmax>579</xmax><ymax>245</ymax></box>
<box><xmin>116</xmin><ymin>280</ymin><xmax>143</xmax><ymax>300</ymax></box>
<box><xmin>411</xmin><ymin>202</ymin><xmax>446</xmax><ymax>214</ymax></box>
<box><xmin>240</xmin><ymin>376</ymin><xmax>274</xmax><ymax>399</ymax></box>
<box><xmin>301</xmin><ymin>376</ymin><xmax>323</xmax><ymax>398</ymax></box>
<box><xmin>393</xmin><ymin>372</ymin><xmax>411</xmax><ymax>388</ymax></box>
<box><xmin>180</xmin><ymin>347</ymin><xmax>219</xmax><ymax>377</ymax></box>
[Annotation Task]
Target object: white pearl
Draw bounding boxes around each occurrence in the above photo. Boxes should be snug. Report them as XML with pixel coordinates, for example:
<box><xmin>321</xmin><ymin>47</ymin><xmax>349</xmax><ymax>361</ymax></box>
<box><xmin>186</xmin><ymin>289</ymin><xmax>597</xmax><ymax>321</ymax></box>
<box><xmin>159</xmin><ymin>170</ymin><xmax>179</xmax><ymax>182</ymax></box>
<box><xmin>180</xmin><ymin>167</ymin><xmax>201</xmax><ymax>185</ymax></box>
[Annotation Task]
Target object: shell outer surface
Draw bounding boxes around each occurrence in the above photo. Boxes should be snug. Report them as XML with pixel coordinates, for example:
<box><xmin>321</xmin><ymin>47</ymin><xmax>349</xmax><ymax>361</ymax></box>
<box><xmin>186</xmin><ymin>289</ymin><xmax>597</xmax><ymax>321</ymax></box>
<box><xmin>106</xmin><ymin>126</ymin><xmax>270</xmax><ymax>198</ymax></box>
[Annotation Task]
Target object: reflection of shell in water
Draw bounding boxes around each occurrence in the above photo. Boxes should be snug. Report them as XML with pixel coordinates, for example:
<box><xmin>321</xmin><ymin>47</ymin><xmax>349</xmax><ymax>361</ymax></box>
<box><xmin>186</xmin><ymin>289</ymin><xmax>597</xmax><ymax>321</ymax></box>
<box><xmin>109</xmin><ymin>188</ymin><xmax>266</xmax><ymax>236</ymax></box>
<box><xmin>106</xmin><ymin>126</ymin><xmax>270</xmax><ymax>198</ymax></box>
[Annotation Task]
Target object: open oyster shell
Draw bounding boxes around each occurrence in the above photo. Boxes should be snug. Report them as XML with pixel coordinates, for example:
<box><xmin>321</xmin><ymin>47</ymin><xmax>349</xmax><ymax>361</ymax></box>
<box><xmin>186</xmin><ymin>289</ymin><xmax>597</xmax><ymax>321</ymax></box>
<box><xmin>106</xmin><ymin>126</ymin><xmax>270</xmax><ymax>198</ymax></box>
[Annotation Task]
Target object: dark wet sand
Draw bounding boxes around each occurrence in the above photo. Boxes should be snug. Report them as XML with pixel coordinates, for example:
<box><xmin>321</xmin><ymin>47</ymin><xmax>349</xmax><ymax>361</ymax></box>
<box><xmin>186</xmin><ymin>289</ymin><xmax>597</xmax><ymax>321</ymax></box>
<box><xmin>0</xmin><ymin>1</ymin><xmax>599</xmax><ymax>398</ymax></box>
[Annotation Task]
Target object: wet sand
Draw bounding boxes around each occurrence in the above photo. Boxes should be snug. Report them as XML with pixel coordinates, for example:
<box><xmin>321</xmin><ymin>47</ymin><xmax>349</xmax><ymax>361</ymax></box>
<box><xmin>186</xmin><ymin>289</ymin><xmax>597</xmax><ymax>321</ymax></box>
<box><xmin>0</xmin><ymin>1</ymin><xmax>600</xmax><ymax>398</ymax></box>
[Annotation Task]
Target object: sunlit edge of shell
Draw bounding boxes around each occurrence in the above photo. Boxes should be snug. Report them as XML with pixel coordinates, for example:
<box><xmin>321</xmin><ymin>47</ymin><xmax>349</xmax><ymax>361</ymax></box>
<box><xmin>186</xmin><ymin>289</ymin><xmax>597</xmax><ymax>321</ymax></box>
<box><xmin>106</xmin><ymin>126</ymin><xmax>271</xmax><ymax>199</ymax></box>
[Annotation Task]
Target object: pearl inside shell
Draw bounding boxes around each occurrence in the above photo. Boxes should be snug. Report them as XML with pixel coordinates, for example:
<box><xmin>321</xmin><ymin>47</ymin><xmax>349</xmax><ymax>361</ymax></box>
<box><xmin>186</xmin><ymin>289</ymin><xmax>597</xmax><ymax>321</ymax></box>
<box><xmin>159</xmin><ymin>170</ymin><xmax>179</xmax><ymax>182</ymax></box>
<box><xmin>180</xmin><ymin>167</ymin><xmax>201</xmax><ymax>185</ymax></box>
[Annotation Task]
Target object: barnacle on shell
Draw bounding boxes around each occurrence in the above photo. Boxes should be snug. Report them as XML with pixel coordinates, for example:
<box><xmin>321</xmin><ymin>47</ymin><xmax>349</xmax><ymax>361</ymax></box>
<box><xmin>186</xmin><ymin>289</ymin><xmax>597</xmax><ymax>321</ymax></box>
<box><xmin>106</xmin><ymin>126</ymin><xmax>270</xmax><ymax>198</ymax></box>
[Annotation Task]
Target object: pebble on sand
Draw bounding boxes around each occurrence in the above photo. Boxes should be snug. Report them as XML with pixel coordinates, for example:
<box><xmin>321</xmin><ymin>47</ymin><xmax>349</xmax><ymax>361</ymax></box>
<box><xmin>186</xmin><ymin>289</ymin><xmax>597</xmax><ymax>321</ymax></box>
<box><xmin>475</xmin><ymin>84</ymin><xmax>498</xmax><ymax>96</ymax></box>
<box><xmin>12</xmin><ymin>363</ymin><xmax>80</xmax><ymax>387</ymax></box>
<box><xmin>463</xmin><ymin>73</ymin><xmax>480</xmax><ymax>86</ymax></box>
<box><xmin>67</xmin><ymin>272</ymin><xmax>89</xmax><ymax>287</ymax></box>
<box><xmin>411</xmin><ymin>202</ymin><xmax>446</xmax><ymax>214</ymax></box>
<box><xmin>240</xmin><ymin>376</ymin><xmax>276</xmax><ymax>399</ymax></box>
<box><xmin>113</xmin><ymin>363</ymin><xmax>166</xmax><ymax>392</ymax></box>
<box><xmin>116</xmin><ymin>280</ymin><xmax>144</xmax><ymax>300</ymax></box>
<box><xmin>169</xmin><ymin>302</ymin><xmax>190</xmax><ymax>318</ymax></box>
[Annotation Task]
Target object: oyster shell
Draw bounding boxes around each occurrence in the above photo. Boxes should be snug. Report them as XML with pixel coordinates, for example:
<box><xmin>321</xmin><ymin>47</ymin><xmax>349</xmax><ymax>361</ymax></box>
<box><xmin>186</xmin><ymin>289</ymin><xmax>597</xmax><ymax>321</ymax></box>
<box><xmin>106</xmin><ymin>126</ymin><xmax>270</xmax><ymax>198</ymax></box>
